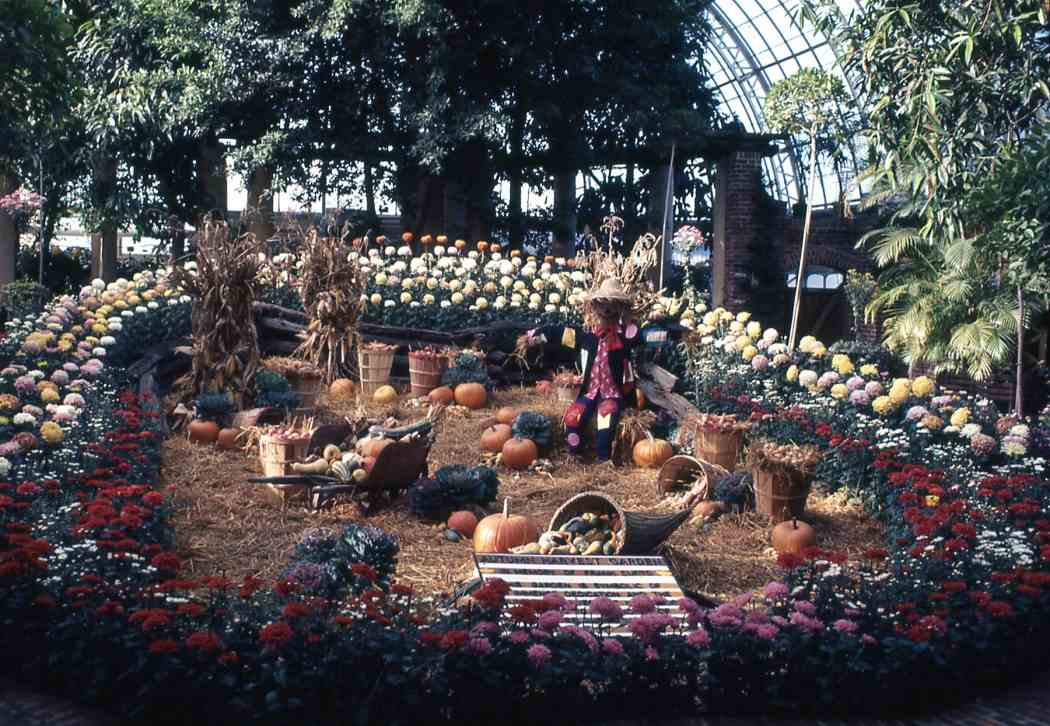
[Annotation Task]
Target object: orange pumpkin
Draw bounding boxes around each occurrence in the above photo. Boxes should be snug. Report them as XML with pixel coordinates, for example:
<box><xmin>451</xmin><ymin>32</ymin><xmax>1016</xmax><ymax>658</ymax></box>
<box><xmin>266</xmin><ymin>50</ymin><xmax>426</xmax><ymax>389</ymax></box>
<box><xmin>481</xmin><ymin>424</ymin><xmax>513</xmax><ymax>453</ymax></box>
<box><xmin>633</xmin><ymin>436</ymin><xmax>673</xmax><ymax>468</ymax></box>
<box><xmin>188</xmin><ymin>420</ymin><xmax>220</xmax><ymax>444</ymax></box>
<box><xmin>473</xmin><ymin>499</ymin><xmax>539</xmax><ymax>553</ymax></box>
<box><xmin>535</xmin><ymin>380</ymin><xmax>552</xmax><ymax>394</ymax></box>
<box><xmin>771</xmin><ymin>518</ymin><xmax>816</xmax><ymax>555</ymax></box>
<box><xmin>329</xmin><ymin>378</ymin><xmax>356</xmax><ymax>401</ymax></box>
<box><xmin>402</xmin><ymin>231</ymin><xmax>414</xmax><ymax>242</ymax></box>
<box><xmin>501</xmin><ymin>437</ymin><xmax>538</xmax><ymax>470</ymax></box>
<box><xmin>448</xmin><ymin>510</ymin><xmax>479</xmax><ymax>537</ymax></box>
<box><xmin>490</xmin><ymin>243</ymin><xmax>501</xmax><ymax>253</ymax></box>
<box><xmin>495</xmin><ymin>406</ymin><xmax>517</xmax><ymax>425</ymax></box>
<box><xmin>429</xmin><ymin>386</ymin><xmax>455</xmax><ymax>405</ymax></box>
<box><xmin>454</xmin><ymin>382</ymin><xmax>487</xmax><ymax>409</ymax></box>
<box><xmin>216</xmin><ymin>427</ymin><xmax>242</xmax><ymax>450</ymax></box>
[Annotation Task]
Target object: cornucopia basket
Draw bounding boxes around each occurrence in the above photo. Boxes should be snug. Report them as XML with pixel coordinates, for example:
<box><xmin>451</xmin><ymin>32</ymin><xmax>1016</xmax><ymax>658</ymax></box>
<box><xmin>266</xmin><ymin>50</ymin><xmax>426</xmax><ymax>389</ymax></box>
<box><xmin>548</xmin><ymin>491</ymin><xmax>692</xmax><ymax>556</ymax></box>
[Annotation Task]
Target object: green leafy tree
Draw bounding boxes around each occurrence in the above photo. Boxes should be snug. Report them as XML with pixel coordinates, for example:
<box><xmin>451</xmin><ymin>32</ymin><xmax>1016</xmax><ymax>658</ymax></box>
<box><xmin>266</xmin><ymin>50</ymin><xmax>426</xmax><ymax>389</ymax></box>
<box><xmin>764</xmin><ymin>68</ymin><xmax>854</xmax><ymax>351</ymax></box>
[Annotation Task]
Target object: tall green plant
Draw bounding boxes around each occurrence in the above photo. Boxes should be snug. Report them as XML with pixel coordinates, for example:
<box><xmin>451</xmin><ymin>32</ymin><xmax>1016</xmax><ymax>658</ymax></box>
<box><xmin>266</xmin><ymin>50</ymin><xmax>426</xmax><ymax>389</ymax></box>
<box><xmin>764</xmin><ymin>68</ymin><xmax>854</xmax><ymax>352</ymax></box>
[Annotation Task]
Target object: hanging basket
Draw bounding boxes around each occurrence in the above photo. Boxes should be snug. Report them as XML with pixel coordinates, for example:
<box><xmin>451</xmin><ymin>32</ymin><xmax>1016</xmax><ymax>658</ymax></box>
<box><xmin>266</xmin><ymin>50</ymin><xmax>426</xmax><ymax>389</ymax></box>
<box><xmin>358</xmin><ymin>347</ymin><xmax>396</xmax><ymax>398</ymax></box>
<box><xmin>752</xmin><ymin>466</ymin><xmax>811</xmax><ymax>523</ymax></box>
<box><xmin>694</xmin><ymin>429</ymin><xmax>744</xmax><ymax>472</ymax></box>
<box><xmin>408</xmin><ymin>351</ymin><xmax>449</xmax><ymax>397</ymax></box>
<box><xmin>548</xmin><ymin>491</ymin><xmax>691</xmax><ymax>555</ymax></box>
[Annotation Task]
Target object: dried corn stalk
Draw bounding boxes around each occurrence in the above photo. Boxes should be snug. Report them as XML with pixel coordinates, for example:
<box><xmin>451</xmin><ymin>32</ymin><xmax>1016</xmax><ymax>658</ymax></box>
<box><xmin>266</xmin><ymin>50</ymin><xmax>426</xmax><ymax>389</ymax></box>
<box><xmin>612</xmin><ymin>408</ymin><xmax>657</xmax><ymax>463</ymax></box>
<box><xmin>294</xmin><ymin>227</ymin><xmax>367</xmax><ymax>383</ymax></box>
<box><xmin>584</xmin><ymin>232</ymin><xmax>664</xmax><ymax>328</ymax></box>
<box><xmin>171</xmin><ymin>222</ymin><xmax>263</xmax><ymax>406</ymax></box>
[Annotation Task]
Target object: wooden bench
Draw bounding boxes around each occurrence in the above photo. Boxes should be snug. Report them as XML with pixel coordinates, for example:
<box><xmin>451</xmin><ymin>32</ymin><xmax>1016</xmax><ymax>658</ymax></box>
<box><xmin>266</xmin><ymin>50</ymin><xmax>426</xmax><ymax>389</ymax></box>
<box><xmin>470</xmin><ymin>552</ymin><xmax>689</xmax><ymax>633</ymax></box>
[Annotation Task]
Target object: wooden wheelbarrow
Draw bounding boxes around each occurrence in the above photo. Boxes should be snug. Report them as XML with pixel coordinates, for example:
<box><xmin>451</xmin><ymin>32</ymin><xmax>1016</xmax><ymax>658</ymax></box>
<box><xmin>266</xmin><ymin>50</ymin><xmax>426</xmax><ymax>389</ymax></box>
<box><xmin>248</xmin><ymin>419</ymin><xmax>434</xmax><ymax>511</ymax></box>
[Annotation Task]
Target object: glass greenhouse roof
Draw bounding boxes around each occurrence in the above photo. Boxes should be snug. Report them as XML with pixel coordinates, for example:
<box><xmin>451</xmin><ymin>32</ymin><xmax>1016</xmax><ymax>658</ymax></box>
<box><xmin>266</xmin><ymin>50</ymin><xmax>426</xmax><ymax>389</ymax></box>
<box><xmin>704</xmin><ymin>0</ymin><xmax>866</xmax><ymax>208</ymax></box>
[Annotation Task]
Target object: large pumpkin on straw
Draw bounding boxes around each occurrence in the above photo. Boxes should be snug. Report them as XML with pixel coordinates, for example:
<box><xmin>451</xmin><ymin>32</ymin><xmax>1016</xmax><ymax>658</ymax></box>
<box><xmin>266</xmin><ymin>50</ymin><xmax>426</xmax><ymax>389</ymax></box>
<box><xmin>473</xmin><ymin>499</ymin><xmax>538</xmax><ymax>553</ymax></box>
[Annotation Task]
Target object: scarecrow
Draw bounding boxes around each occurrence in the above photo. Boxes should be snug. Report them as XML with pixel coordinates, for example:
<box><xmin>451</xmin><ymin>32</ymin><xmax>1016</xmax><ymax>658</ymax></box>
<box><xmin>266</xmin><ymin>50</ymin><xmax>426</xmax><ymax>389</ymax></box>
<box><xmin>520</xmin><ymin>277</ymin><xmax>669</xmax><ymax>461</ymax></box>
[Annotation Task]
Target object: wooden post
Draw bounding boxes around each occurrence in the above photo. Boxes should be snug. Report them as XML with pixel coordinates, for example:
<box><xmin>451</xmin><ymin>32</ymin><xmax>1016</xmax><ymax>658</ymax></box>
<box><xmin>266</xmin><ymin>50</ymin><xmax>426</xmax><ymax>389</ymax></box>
<box><xmin>787</xmin><ymin>132</ymin><xmax>818</xmax><ymax>352</ymax></box>
<box><xmin>1015</xmin><ymin>284</ymin><xmax>1024</xmax><ymax>416</ymax></box>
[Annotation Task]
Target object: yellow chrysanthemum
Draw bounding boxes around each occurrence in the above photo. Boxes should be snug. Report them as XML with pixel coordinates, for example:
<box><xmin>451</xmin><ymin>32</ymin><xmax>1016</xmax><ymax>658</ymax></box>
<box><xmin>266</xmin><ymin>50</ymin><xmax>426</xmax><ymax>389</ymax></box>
<box><xmin>859</xmin><ymin>363</ymin><xmax>878</xmax><ymax>377</ymax></box>
<box><xmin>911</xmin><ymin>376</ymin><xmax>935</xmax><ymax>397</ymax></box>
<box><xmin>921</xmin><ymin>414</ymin><xmax>944</xmax><ymax>431</ymax></box>
<box><xmin>888</xmin><ymin>386</ymin><xmax>910</xmax><ymax>405</ymax></box>
<box><xmin>810</xmin><ymin>343</ymin><xmax>827</xmax><ymax>358</ymax></box>
<box><xmin>872</xmin><ymin>395</ymin><xmax>894</xmax><ymax>415</ymax></box>
<box><xmin>798</xmin><ymin>335</ymin><xmax>816</xmax><ymax>353</ymax></box>
<box><xmin>736</xmin><ymin>311</ymin><xmax>751</xmax><ymax>323</ymax></box>
<box><xmin>735</xmin><ymin>335</ymin><xmax>751</xmax><ymax>351</ymax></box>
<box><xmin>729</xmin><ymin>321</ymin><xmax>744</xmax><ymax>334</ymax></box>
<box><xmin>41</xmin><ymin>388</ymin><xmax>60</xmax><ymax>404</ymax></box>
<box><xmin>786</xmin><ymin>365</ymin><xmax>799</xmax><ymax>383</ymax></box>
<box><xmin>830</xmin><ymin>383</ymin><xmax>848</xmax><ymax>400</ymax></box>
<box><xmin>950</xmin><ymin>408</ymin><xmax>971</xmax><ymax>428</ymax></box>
<box><xmin>746</xmin><ymin>321</ymin><xmax>762</xmax><ymax>338</ymax></box>
<box><xmin>742</xmin><ymin>345</ymin><xmax>758</xmax><ymax>361</ymax></box>
<box><xmin>40</xmin><ymin>421</ymin><xmax>64</xmax><ymax>445</ymax></box>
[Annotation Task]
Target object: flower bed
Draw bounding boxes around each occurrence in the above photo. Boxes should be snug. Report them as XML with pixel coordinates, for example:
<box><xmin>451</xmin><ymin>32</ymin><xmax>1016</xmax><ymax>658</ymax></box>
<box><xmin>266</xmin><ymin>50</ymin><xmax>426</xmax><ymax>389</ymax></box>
<box><xmin>1</xmin><ymin>272</ymin><xmax>1049</xmax><ymax>723</ymax></box>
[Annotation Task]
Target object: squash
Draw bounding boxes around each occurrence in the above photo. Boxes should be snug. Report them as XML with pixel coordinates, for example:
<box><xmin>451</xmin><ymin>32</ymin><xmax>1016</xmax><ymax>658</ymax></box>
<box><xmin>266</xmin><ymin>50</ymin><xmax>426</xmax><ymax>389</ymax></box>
<box><xmin>188</xmin><ymin>420</ymin><xmax>220</xmax><ymax>445</ymax></box>
<box><xmin>322</xmin><ymin>444</ymin><xmax>342</xmax><ymax>462</ymax></box>
<box><xmin>373</xmin><ymin>385</ymin><xmax>398</xmax><ymax>404</ymax></box>
<box><xmin>473</xmin><ymin>499</ymin><xmax>539</xmax><ymax>553</ymax></box>
<box><xmin>501</xmin><ymin>437</ymin><xmax>538</xmax><ymax>470</ymax></box>
<box><xmin>771</xmin><ymin>518</ymin><xmax>816</xmax><ymax>555</ymax></box>
<box><xmin>694</xmin><ymin>500</ymin><xmax>726</xmax><ymax>520</ymax></box>
<box><xmin>448</xmin><ymin>510</ymin><xmax>479</xmax><ymax>538</ymax></box>
<box><xmin>329</xmin><ymin>378</ymin><xmax>357</xmax><ymax>401</ymax></box>
<box><xmin>291</xmin><ymin>459</ymin><xmax>330</xmax><ymax>475</ymax></box>
<box><xmin>216</xmin><ymin>427</ymin><xmax>242</xmax><ymax>450</ymax></box>
<box><xmin>495</xmin><ymin>406</ymin><xmax>517</xmax><ymax>425</ymax></box>
<box><xmin>480</xmin><ymin>424</ymin><xmax>513</xmax><ymax>453</ymax></box>
<box><xmin>362</xmin><ymin>456</ymin><xmax>376</xmax><ymax>472</ymax></box>
<box><xmin>454</xmin><ymin>382</ymin><xmax>487</xmax><ymax>409</ymax></box>
<box><xmin>429</xmin><ymin>386</ymin><xmax>455</xmax><ymax>405</ymax></box>
<box><xmin>633</xmin><ymin>435</ymin><xmax>673</xmax><ymax>469</ymax></box>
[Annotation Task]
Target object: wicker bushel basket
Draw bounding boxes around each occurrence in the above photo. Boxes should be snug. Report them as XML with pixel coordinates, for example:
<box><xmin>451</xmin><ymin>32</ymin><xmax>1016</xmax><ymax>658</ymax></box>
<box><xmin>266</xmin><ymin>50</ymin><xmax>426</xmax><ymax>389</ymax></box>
<box><xmin>753</xmin><ymin>467</ymin><xmax>811</xmax><ymax>523</ymax></box>
<box><xmin>549</xmin><ymin>491</ymin><xmax>692</xmax><ymax>555</ymax></box>
<box><xmin>288</xmin><ymin>375</ymin><xmax>323</xmax><ymax>409</ymax></box>
<box><xmin>656</xmin><ymin>455</ymin><xmax>729</xmax><ymax>497</ymax></box>
<box><xmin>408</xmin><ymin>352</ymin><xmax>449</xmax><ymax>397</ymax></box>
<box><xmin>358</xmin><ymin>347</ymin><xmax>396</xmax><ymax>397</ymax></box>
<box><xmin>694</xmin><ymin>429</ymin><xmax>744</xmax><ymax>472</ymax></box>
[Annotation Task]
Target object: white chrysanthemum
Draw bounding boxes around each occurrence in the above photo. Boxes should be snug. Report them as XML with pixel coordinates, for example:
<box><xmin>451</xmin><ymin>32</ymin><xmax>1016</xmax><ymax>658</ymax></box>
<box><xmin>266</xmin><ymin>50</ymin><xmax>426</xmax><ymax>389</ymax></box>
<box><xmin>100</xmin><ymin>336</ymin><xmax>117</xmax><ymax>346</ymax></box>
<box><xmin>28</xmin><ymin>370</ymin><xmax>45</xmax><ymax>380</ymax></box>
<box><xmin>13</xmin><ymin>412</ymin><xmax>36</xmax><ymax>426</ymax></box>
<box><xmin>397</xmin><ymin>245</ymin><xmax>411</xmax><ymax>256</ymax></box>
<box><xmin>476</xmin><ymin>297</ymin><xmax>489</xmax><ymax>310</ymax></box>
<box><xmin>383</xmin><ymin>245</ymin><xmax>396</xmax><ymax>256</ymax></box>
<box><xmin>0</xmin><ymin>457</ymin><xmax>9</xmax><ymax>478</ymax></box>
<box><xmin>383</xmin><ymin>299</ymin><xmax>395</xmax><ymax>308</ymax></box>
<box><xmin>107</xmin><ymin>322</ymin><xmax>122</xmax><ymax>332</ymax></box>
<box><xmin>92</xmin><ymin>278</ymin><xmax>106</xmax><ymax>290</ymax></box>
<box><xmin>440</xmin><ymin>300</ymin><xmax>451</xmax><ymax>309</ymax></box>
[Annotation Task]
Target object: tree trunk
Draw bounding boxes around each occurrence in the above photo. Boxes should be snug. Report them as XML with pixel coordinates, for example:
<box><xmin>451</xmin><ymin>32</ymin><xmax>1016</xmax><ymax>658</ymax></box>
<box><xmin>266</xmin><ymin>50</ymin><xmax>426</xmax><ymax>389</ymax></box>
<box><xmin>552</xmin><ymin>169</ymin><xmax>576</xmax><ymax>258</ymax></box>
<box><xmin>246</xmin><ymin>165</ymin><xmax>274</xmax><ymax>241</ymax></box>
<box><xmin>509</xmin><ymin>99</ymin><xmax>526</xmax><ymax>247</ymax></box>
<box><xmin>199</xmin><ymin>135</ymin><xmax>228</xmax><ymax>216</ymax></box>
<box><xmin>364</xmin><ymin>163</ymin><xmax>376</xmax><ymax>219</ymax></box>
<box><xmin>1015</xmin><ymin>284</ymin><xmax>1024</xmax><ymax>416</ymax></box>
<box><xmin>787</xmin><ymin>133</ymin><xmax>818</xmax><ymax>352</ymax></box>
<box><xmin>0</xmin><ymin>173</ymin><xmax>18</xmax><ymax>286</ymax></box>
<box><xmin>92</xmin><ymin>156</ymin><xmax>119</xmax><ymax>282</ymax></box>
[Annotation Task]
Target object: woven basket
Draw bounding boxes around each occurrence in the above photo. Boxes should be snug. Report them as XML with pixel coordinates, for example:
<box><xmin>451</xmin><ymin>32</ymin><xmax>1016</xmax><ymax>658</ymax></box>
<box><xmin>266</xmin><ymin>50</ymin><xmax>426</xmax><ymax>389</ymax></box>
<box><xmin>408</xmin><ymin>352</ymin><xmax>449</xmax><ymax>397</ymax></box>
<box><xmin>358</xmin><ymin>347</ymin><xmax>396</xmax><ymax>397</ymax></box>
<box><xmin>753</xmin><ymin>466</ymin><xmax>811</xmax><ymax>523</ymax></box>
<box><xmin>694</xmin><ymin>429</ymin><xmax>744</xmax><ymax>471</ymax></box>
<box><xmin>258</xmin><ymin>433</ymin><xmax>311</xmax><ymax>503</ymax></box>
<box><xmin>549</xmin><ymin>491</ymin><xmax>692</xmax><ymax>555</ymax></box>
<box><xmin>656</xmin><ymin>454</ymin><xmax>729</xmax><ymax>497</ymax></box>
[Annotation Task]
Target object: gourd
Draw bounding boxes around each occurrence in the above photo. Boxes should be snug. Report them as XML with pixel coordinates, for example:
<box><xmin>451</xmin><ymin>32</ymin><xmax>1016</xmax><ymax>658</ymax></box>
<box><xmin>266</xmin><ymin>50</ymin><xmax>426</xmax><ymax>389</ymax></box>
<box><xmin>495</xmin><ymin>407</ymin><xmax>517</xmax><ymax>425</ymax></box>
<box><xmin>429</xmin><ymin>386</ymin><xmax>455</xmax><ymax>405</ymax></box>
<box><xmin>322</xmin><ymin>444</ymin><xmax>342</xmax><ymax>462</ymax></box>
<box><xmin>771</xmin><ymin>518</ymin><xmax>816</xmax><ymax>555</ymax></box>
<box><xmin>694</xmin><ymin>500</ymin><xmax>726</xmax><ymax>520</ymax></box>
<box><xmin>291</xmin><ymin>459</ymin><xmax>331</xmax><ymax>475</ymax></box>
<box><xmin>188</xmin><ymin>420</ymin><xmax>220</xmax><ymax>445</ymax></box>
<box><xmin>454</xmin><ymin>382</ymin><xmax>487</xmax><ymax>409</ymax></box>
<box><xmin>501</xmin><ymin>437</ymin><xmax>538</xmax><ymax>470</ymax></box>
<box><xmin>473</xmin><ymin>499</ymin><xmax>539</xmax><ymax>553</ymax></box>
<box><xmin>329</xmin><ymin>378</ymin><xmax>357</xmax><ymax>401</ymax></box>
<box><xmin>216</xmin><ymin>427</ymin><xmax>241</xmax><ymax>450</ymax></box>
<box><xmin>448</xmin><ymin>510</ymin><xmax>479</xmax><ymax>538</ymax></box>
<box><xmin>633</xmin><ymin>435</ymin><xmax>673</xmax><ymax>469</ymax></box>
<box><xmin>480</xmin><ymin>424</ymin><xmax>513</xmax><ymax>453</ymax></box>
<box><xmin>373</xmin><ymin>385</ymin><xmax>398</xmax><ymax>404</ymax></box>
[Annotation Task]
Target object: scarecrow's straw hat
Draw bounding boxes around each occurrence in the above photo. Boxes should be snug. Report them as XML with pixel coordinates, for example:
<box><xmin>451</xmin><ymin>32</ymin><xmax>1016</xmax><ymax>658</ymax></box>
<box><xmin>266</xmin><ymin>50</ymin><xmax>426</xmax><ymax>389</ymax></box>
<box><xmin>585</xmin><ymin>277</ymin><xmax>631</xmax><ymax>303</ymax></box>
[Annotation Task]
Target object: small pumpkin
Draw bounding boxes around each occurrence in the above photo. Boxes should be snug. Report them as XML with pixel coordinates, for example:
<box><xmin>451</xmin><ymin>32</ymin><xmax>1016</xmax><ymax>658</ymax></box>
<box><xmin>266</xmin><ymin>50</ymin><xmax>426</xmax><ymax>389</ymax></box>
<box><xmin>771</xmin><ymin>518</ymin><xmax>816</xmax><ymax>555</ymax></box>
<box><xmin>329</xmin><ymin>378</ymin><xmax>357</xmax><ymax>401</ymax></box>
<box><xmin>473</xmin><ymin>499</ymin><xmax>539</xmax><ymax>553</ymax></box>
<box><xmin>429</xmin><ymin>386</ymin><xmax>455</xmax><ymax>405</ymax></box>
<box><xmin>188</xmin><ymin>420</ymin><xmax>220</xmax><ymax>444</ymax></box>
<box><xmin>373</xmin><ymin>385</ymin><xmax>398</xmax><ymax>404</ymax></box>
<box><xmin>694</xmin><ymin>500</ymin><xmax>726</xmax><ymax>519</ymax></box>
<box><xmin>481</xmin><ymin>424</ymin><xmax>513</xmax><ymax>453</ymax></box>
<box><xmin>454</xmin><ymin>382</ymin><xmax>487</xmax><ymax>409</ymax></box>
<box><xmin>448</xmin><ymin>510</ymin><xmax>479</xmax><ymax>538</ymax></box>
<box><xmin>216</xmin><ymin>427</ymin><xmax>242</xmax><ymax>450</ymax></box>
<box><xmin>633</xmin><ymin>435</ymin><xmax>673</xmax><ymax>469</ymax></box>
<box><xmin>535</xmin><ymin>380</ymin><xmax>552</xmax><ymax>394</ymax></box>
<box><xmin>495</xmin><ymin>406</ymin><xmax>517</xmax><ymax>425</ymax></box>
<box><xmin>501</xmin><ymin>437</ymin><xmax>538</xmax><ymax>470</ymax></box>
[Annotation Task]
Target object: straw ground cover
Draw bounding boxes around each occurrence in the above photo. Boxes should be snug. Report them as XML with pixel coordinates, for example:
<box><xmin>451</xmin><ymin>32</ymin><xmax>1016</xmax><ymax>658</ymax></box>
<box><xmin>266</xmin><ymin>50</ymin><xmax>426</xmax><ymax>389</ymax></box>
<box><xmin>162</xmin><ymin>387</ymin><xmax>884</xmax><ymax>600</ymax></box>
